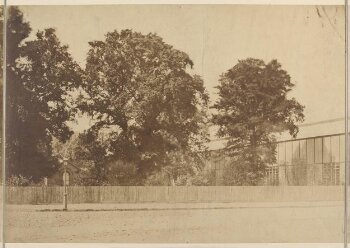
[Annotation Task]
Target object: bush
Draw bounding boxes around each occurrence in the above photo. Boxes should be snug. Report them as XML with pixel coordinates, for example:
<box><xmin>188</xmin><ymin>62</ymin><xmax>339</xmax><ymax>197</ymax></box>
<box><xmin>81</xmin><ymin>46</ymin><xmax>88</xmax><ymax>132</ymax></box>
<box><xmin>223</xmin><ymin>159</ymin><xmax>266</xmax><ymax>186</ymax></box>
<box><xmin>105</xmin><ymin>160</ymin><xmax>140</xmax><ymax>186</ymax></box>
<box><xmin>190</xmin><ymin>169</ymin><xmax>216</xmax><ymax>186</ymax></box>
<box><xmin>144</xmin><ymin>171</ymin><xmax>170</xmax><ymax>186</ymax></box>
<box><xmin>7</xmin><ymin>175</ymin><xmax>34</xmax><ymax>186</ymax></box>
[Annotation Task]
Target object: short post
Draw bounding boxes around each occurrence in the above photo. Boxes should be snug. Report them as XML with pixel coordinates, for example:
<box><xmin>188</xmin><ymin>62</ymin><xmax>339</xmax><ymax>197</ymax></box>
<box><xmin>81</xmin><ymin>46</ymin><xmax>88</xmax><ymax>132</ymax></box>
<box><xmin>62</xmin><ymin>158</ymin><xmax>69</xmax><ymax>211</ymax></box>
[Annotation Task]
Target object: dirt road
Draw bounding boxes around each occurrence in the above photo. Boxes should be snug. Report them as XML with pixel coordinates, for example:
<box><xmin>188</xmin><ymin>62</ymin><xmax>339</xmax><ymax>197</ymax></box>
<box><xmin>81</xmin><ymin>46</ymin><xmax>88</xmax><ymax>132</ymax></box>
<box><xmin>4</xmin><ymin>202</ymin><xmax>345</xmax><ymax>243</ymax></box>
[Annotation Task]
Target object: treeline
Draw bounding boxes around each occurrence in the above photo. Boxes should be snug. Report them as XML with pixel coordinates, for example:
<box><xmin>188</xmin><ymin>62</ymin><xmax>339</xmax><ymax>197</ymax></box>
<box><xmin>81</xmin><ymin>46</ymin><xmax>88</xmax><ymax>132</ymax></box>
<box><xmin>4</xmin><ymin>7</ymin><xmax>304</xmax><ymax>186</ymax></box>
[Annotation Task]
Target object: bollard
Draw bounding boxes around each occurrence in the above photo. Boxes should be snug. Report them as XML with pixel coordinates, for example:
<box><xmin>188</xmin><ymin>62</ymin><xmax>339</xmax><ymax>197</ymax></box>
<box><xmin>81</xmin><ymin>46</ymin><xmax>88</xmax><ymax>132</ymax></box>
<box><xmin>62</xmin><ymin>159</ymin><xmax>69</xmax><ymax>211</ymax></box>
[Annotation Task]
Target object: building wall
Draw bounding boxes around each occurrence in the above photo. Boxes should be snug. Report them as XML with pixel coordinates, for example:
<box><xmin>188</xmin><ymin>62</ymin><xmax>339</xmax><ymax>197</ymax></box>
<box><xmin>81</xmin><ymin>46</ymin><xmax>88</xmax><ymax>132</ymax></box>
<box><xmin>273</xmin><ymin>133</ymin><xmax>345</xmax><ymax>186</ymax></box>
<box><xmin>208</xmin><ymin>133</ymin><xmax>346</xmax><ymax>186</ymax></box>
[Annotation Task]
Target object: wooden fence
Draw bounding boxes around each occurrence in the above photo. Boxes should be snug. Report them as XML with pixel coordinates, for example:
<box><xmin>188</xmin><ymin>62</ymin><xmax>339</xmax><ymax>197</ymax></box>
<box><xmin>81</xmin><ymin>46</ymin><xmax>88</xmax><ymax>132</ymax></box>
<box><xmin>4</xmin><ymin>186</ymin><xmax>344</xmax><ymax>204</ymax></box>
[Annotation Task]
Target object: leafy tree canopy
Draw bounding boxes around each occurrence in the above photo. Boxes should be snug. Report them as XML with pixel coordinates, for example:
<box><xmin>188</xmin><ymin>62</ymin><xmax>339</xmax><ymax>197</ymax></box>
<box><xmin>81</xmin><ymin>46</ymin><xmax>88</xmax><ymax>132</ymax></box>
<box><xmin>80</xmin><ymin>29</ymin><xmax>209</xmax><ymax>179</ymax></box>
<box><xmin>6</xmin><ymin>7</ymin><xmax>82</xmax><ymax>180</ymax></box>
<box><xmin>213</xmin><ymin>58</ymin><xmax>304</xmax><ymax>185</ymax></box>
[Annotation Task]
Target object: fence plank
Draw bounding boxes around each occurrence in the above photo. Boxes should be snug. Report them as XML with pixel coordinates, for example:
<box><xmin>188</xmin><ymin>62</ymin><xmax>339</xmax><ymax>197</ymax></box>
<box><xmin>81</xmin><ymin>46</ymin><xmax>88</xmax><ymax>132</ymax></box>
<box><xmin>5</xmin><ymin>186</ymin><xmax>344</xmax><ymax>204</ymax></box>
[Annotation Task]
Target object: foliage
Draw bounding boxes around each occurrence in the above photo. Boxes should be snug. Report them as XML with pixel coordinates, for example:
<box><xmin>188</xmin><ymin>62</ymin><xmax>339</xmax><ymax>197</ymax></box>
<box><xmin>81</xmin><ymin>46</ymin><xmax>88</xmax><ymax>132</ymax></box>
<box><xmin>7</xmin><ymin>174</ymin><xmax>49</xmax><ymax>186</ymax></box>
<box><xmin>190</xmin><ymin>169</ymin><xmax>216</xmax><ymax>186</ymax></box>
<box><xmin>6</xmin><ymin>7</ymin><xmax>82</xmax><ymax>181</ymax></box>
<box><xmin>145</xmin><ymin>151</ymin><xmax>209</xmax><ymax>186</ymax></box>
<box><xmin>222</xmin><ymin>144</ymin><xmax>278</xmax><ymax>186</ymax></box>
<box><xmin>222</xmin><ymin>153</ymin><xmax>263</xmax><ymax>186</ymax></box>
<box><xmin>52</xmin><ymin>130</ymin><xmax>108</xmax><ymax>185</ymax></box>
<box><xmin>104</xmin><ymin>160</ymin><xmax>140</xmax><ymax>186</ymax></box>
<box><xmin>213</xmin><ymin>58</ymin><xmax>304</xmax><ymax>185</ymax></box>
<box><xmin>19</xmin><ymin>28</ymin><xmax>83</xmax><ymax>141</ymax></box>
<box><xmin>79</xmin><ymin>29</ymin><xmax>209</xmax><ymax>180</ymax></box>
<box><xmin>161</xmin><ymin>149</ymin><xmax>207</xmax><ymax>185</ymax></box>
<box><xmin>7</xmin><ymin>174</ymin><xmax>34</xmax><ymax>186</ymax></box>
<box><xmin>144</xmin><ymin>170</ymin><xmax>170</xmax><ymax>186</ymax></box>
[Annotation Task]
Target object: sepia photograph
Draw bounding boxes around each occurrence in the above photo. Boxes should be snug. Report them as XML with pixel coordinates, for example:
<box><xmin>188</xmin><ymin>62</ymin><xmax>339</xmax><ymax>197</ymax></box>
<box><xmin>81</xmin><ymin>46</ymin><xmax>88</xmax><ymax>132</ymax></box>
<box><xmin>1</xmin><ymin>2</ymin><xmax>348</xmax><ymax>246</ymax></box>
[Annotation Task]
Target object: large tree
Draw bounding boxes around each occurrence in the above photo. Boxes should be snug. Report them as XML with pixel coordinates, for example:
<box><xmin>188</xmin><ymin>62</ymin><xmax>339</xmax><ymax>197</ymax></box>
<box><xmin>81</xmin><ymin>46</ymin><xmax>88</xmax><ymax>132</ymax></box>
<box><xmin>6</xmin><ymin>7</ymin><xmax>82</xmax><ymax>180</ymax></box>
<box><xmin>213</xmin><ymin>58</ymin><xmax>304</xmax><ymax>185</ymax></box>
<box><xmin>80</xmin><ymin>29</ymin><xmax>209</xmax><ymax>182</ymax></box>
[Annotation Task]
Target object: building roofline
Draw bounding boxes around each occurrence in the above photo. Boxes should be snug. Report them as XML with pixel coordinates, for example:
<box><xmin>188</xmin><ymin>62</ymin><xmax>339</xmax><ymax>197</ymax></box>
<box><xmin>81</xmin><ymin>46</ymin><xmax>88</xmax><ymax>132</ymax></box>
<box><xmin>208</xmin><ymin>132</ymin><xmax>347</xmax><ymax>151</ymax></box>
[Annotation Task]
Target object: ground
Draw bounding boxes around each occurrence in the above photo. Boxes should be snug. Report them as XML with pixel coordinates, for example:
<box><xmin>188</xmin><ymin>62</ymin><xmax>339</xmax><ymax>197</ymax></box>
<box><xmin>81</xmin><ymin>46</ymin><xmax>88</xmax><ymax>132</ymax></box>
<box><xmin>4</xmin><ymin>201</ymin><xmax>346</xmax><ymax>243</ymax></box>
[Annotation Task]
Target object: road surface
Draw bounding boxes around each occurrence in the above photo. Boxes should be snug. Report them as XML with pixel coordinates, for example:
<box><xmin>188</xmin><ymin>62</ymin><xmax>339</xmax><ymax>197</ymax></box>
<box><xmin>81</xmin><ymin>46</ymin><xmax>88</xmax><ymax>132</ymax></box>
<box><xmin>4</xmin><ymin>201</ymin><xmax>346</xmax><ymax>243</ymax></box>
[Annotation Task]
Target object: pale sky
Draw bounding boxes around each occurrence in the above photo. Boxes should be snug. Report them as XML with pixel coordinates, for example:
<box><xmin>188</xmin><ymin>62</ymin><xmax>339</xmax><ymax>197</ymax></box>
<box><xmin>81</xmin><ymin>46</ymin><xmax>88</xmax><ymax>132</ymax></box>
<box><xmin>19</xmin><ymin>5</ymin><xmax>346</xmax><ymax>141</ymax></box>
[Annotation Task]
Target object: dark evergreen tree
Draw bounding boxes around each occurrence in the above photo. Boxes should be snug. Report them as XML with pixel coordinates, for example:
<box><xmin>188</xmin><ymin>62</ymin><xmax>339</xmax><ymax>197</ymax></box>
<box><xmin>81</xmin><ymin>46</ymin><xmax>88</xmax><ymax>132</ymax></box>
<box><xmin>6</xmin><ymin>7</ymin><xmax>82</xmax><ymax>180</ymax></box>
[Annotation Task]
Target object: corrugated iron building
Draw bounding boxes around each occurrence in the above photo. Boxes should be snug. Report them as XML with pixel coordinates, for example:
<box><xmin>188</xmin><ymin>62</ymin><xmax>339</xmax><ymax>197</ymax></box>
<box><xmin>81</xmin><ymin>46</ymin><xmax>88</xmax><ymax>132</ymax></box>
<box><xmin>205</xmin><ymin>119</ymin><xmax>347</xmax><ymax>186</ymax></box>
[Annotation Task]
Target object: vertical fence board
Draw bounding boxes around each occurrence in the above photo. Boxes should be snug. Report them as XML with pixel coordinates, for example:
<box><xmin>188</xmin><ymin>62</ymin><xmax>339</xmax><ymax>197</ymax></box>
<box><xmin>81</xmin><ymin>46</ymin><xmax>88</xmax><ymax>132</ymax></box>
<box><xmin>5</xmin><ymin>186</ymin><xmax>344</xmax><ymax>204</ymax></box>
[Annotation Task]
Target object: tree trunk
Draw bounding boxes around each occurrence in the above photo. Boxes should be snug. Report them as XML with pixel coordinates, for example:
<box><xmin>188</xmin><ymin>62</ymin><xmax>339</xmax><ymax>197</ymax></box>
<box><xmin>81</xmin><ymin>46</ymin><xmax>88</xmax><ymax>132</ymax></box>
<box><xmin>169</xmin><ymin>174</ymin><xmax>176</xmax><ymax>186</ymax></box>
